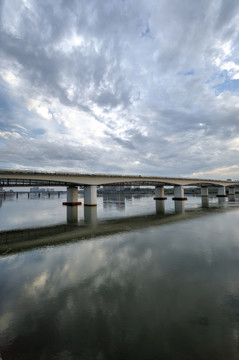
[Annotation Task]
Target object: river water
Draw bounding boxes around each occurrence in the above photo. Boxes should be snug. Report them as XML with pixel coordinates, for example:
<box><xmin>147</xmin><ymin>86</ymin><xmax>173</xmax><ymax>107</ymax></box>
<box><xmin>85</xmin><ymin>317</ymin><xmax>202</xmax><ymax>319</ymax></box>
<box><xmin>1</xmin><ymin>193</ymin><xmax>239</xmax><ymax>359</ymax></box>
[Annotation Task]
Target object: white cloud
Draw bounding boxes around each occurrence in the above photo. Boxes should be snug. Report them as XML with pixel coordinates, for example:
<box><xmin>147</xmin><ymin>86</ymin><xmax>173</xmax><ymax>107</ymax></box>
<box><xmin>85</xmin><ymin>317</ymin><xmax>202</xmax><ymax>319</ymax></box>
<box><xmin>0</xmin><ymin>130</ymin><xmax>22</xmax><ymax>139</ymax></box>
<box><xmin>0</xmin><ymin>69</ymin><xmax>20</xmax><ymax>86</ymax></box>
<box><xmin>192</xmin><ymin>165</ymin><xmax>239</xmax><ymax>179</ymax></box>
<box><xmin>26</xmin><ymin>98</ymin><xmax>53</xmax><ymax>121</ymax></box>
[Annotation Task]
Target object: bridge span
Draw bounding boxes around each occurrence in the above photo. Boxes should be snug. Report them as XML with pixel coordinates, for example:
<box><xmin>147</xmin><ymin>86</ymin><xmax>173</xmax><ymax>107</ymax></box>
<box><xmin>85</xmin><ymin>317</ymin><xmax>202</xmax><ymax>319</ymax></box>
<box><xmin>0</xmin><ymin>169</ymin><xmax>238</xmax><ymax>206</ymax></box>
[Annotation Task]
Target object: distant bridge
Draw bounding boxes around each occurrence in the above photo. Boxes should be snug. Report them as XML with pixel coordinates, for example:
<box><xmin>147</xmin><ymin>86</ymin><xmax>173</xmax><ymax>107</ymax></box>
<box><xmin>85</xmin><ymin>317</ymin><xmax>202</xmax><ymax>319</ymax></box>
<box><xmin>0</xmin><ymin>169</ymin><xmax>238</xmax><ymax>205</ymax></box>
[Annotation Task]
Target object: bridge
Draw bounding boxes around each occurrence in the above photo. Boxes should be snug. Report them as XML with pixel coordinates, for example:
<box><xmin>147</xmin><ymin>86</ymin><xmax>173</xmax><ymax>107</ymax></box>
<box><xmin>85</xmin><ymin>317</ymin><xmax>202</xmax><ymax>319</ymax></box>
<box><xmin>0</xmin><ymin>169</ymin><xmax>238</xmax><ymax>205</ymax></box>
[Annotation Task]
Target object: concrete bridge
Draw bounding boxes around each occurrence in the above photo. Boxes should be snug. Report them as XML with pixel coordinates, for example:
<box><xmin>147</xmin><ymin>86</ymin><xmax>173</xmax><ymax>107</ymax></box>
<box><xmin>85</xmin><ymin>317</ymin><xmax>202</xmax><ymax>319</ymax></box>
<box><xmin>0</xmin><ymin>169</ymin><xmax>238</xmax><ymax>206</ymax></box>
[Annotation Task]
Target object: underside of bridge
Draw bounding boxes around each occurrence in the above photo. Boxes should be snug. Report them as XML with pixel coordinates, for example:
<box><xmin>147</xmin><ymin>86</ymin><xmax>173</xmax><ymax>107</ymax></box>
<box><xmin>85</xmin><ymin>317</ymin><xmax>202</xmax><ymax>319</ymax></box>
<box><xmin>0</xmin><ymin>179</ymin><xmax>229</xmax><ymax>189</ymax></box>
<box><xmin>0</xmin><ymin>179</ymin><xmax>73</xmax><ymax>187</ymax></box>
<box><xmin>0</xmin><ymin>170</ymin><xmax>238</xmax><ymax>207</ymax></box>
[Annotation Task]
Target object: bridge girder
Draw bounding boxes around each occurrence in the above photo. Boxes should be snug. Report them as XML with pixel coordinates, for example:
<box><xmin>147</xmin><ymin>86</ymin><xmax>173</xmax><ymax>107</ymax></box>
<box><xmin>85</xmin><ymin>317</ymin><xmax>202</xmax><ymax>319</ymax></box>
<box><xmin>0</xmin><ymin>170</ymin><xmax>238</xmax><ymax>188</ymax></box>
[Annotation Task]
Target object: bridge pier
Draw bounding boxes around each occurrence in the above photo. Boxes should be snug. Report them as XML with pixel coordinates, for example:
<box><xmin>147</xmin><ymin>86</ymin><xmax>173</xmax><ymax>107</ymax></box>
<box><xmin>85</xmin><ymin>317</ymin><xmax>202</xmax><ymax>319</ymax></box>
<box><xmin>228</xmin><ymin>187</ymin><xmax>236</xmax><ymax>201</ymax></box>
<box><xmin>63</xmin><ymin>186</ymin><xmax>82</xmax><ymax>205</ymax></box>
<box><xmin>67</xmin><ymin>186</ymin><xmax>78</xmax><ymax>203</ymax></box>
<box><xmin>201</xmin><ymin>197</ymin><xmax>209</xmax><ymax>208</ymax></box>
<box><xmin>155</xmin><ymin>199</ymin><xmax>165</xmax><ymax>214</ymax></box>
<box><xmin>228</xmin><ymin>187</ymin><xmax>235</xmax><ymax>196</ymax></box>
<box><xmin>172</xmin><ymin>185</ymin><xmax>187</xmax><ymax>200</ymax></box>
<box><xmin>201</xmin><ymin>186</ymin><xmax>208</xmax><ymax>197</ymax></box>
<box><xmin>217</xmin><ymin>186</ymin><xmax>226</xmax><ymax>197</ymax></box>
<box><xmin>84</xmin><ymin>206</ymin><xmax>98</xmax><ymax>226</ymax></box>
<box><xmin>84</xmin><ymin>185</ymin><xmax>97</xmax><ymax>206</ymax></box>
<box><xmin>174</xmin><ymin>200</ymin><xmax>185</xmax><ymax>213</ymax></box>
<box><xmin>67</xmin><ymin>206</ymin><xmax>78</xmax><ymax>224</ymax></box>
<box><xmin>154</xmin><ymin>186</ymin><xmax>167</xmax><ymax>200</ymax></box>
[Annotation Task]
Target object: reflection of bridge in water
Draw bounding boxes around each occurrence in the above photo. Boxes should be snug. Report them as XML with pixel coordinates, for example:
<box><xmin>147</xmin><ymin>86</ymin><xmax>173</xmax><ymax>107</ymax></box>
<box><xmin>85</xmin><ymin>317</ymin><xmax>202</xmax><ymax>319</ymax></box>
<box><xmin>0</xmin><ymin>170</ymin><xmax>238</xmax><ymax>223</ymax></box>
<box><xmin>1</xmin><ymin>202</ymin><xmax>237</xmax><ymax>255</ymax></box>
<box><xmin>103</xmin><ymin>193</ymin><xmax>126</xmax><ymax>210</ymax></box>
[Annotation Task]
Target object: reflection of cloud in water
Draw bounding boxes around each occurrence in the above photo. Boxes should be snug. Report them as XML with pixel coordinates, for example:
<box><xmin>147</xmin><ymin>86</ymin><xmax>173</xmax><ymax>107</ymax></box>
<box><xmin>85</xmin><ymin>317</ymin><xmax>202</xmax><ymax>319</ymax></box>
<box><xmin>0</xmin><ymin>195</ymin><xmax>68</xmax><ymax>230</ymax></box>
<box><xmin>0</xmin><ymin>312</ymin><xmax>14</xmax><ymax>333</ymax></box>
<box><xmin>23</xmin><ymin>270</ymin><xmax>50</xmax><ymax>297</ymax></box>
<box><xmin>1</xmin><ymin>211</ymin><xmax>239</xmax><ymax>358</ymax></box>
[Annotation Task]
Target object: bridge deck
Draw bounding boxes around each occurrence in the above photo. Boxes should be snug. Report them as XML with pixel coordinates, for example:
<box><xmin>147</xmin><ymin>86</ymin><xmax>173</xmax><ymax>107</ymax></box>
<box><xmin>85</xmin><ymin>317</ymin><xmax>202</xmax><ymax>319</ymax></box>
<box><xmin>0</xmin><ymin>169</ymin><xmax>238</xmax><ymax>187</ymax></box>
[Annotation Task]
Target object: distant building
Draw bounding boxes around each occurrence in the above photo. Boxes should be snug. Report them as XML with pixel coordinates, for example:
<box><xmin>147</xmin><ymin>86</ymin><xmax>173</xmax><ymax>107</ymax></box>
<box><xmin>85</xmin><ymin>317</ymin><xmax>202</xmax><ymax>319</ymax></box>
<box><xmin>30</xmin><ymin>186</ymin><xmax>55</xmax><ymax>192</ymax></box>
<box><xmin>30</xmin><ymin>186</ymin><xmax>45</xmax><ymax>192</ymax></box>
<box><xmin>30</xmin><ymin>186</ymin><xmax>41</xmax><ymax>192</ymax></box>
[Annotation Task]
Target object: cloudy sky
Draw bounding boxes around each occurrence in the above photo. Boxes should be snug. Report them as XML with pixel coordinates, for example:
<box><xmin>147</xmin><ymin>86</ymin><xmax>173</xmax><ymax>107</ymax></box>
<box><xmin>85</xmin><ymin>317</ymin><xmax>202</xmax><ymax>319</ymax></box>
<box><xmin>1</xmin><ymin>0</ymin><xmax>239</xmax><ymax>179</ymax></box>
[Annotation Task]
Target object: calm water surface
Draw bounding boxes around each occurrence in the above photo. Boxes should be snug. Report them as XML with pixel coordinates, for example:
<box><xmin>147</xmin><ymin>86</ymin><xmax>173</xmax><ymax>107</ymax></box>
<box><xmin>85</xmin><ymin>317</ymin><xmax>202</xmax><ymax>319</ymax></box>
<box><xmin>1</xmin><ymin>194</ymin><xmax>239</xmax><ymax>359</ymax></box>
<box><xmin>0</xmin><ymin>192</ymin><xmax>224</xmax><ymax>231</ymax></box>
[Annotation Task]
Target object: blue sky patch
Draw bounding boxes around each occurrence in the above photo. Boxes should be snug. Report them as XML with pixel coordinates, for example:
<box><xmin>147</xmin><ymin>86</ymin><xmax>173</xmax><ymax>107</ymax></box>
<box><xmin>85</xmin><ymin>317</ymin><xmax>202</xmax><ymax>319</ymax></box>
<box><xmin>214</xmin><ymin>79</ymin><xmax>239</xmax><ymax>95</ymax></box>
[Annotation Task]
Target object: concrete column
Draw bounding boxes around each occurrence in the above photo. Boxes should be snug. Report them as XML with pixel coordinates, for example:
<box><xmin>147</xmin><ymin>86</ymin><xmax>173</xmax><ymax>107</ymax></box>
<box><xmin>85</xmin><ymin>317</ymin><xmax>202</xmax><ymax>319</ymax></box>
<box><xmin>155</xmin><ymin>200</ymin><xmax>165</xmax><ymax>214</ymax></box>
<box><xmin>84</xmin><ymin>185</ymin><xmax>97</xmax><ymax>206</ymax></box>
<box><xmin>67</xmin><ymin>186</ymin><xmax>78</xmax><ymax>203</ymax></box>
<box><xmin>154</xmin><ymin>186</ymin><xmax>167</xmax><ymax>200</ymax></box>
<box><xmin>218</xmin><ymin>197</ymin><xmax>226</xmax><ymax>204</ymax></box>
<box><xmin>174</xmin><ymin>200</ymin><xmax>185</xmax><ymax>214</ymax></box>
<box><xmin>228</xmin><ymin>187</ymin><xmax>235</xmax><ymax>201</ymax></box>
<box><xmin>201</xmin><ymin>186</ymin><xmax>208</xmax><ymax>197</ymax></box>
<box><xmin>201</xmin><ymin>197</ymin><xmax>209</xmax><ymax>208</ymax></box>
<box><xmin>229</xmin><ymin>187</ymin><xmax>235</xmax><ymax>195</ymax></box>
<box><xmin>67</xmin><ymin>206</ymin><xmax>78</xmax><ymax>224</ymax></box>
<box><xmin>84</xmin><ymin>206</ymin><xmax>98</xmax><ymax>226</ymax></box>
<box><xmin>173</xmin><ymin>185</ymin><xmax>187</xmax><ymax>200</ymax></box>
<box><xmin>216</xmin><ymin>186</ymin><xmax>226</xmax><ymax>197</ymax></box>
<box><xmin>63</xmin><ymin>186</ymin><xmax>82</xmax><ymax>205</ymax></box>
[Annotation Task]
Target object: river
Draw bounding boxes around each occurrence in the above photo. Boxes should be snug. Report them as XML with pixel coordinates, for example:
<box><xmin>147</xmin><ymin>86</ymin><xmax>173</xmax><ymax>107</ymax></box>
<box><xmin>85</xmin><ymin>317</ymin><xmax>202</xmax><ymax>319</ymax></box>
<box><xmin>0</xmin><ymin>193</ymin><xmax>239</xmax><ymax>359</ymax></box>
